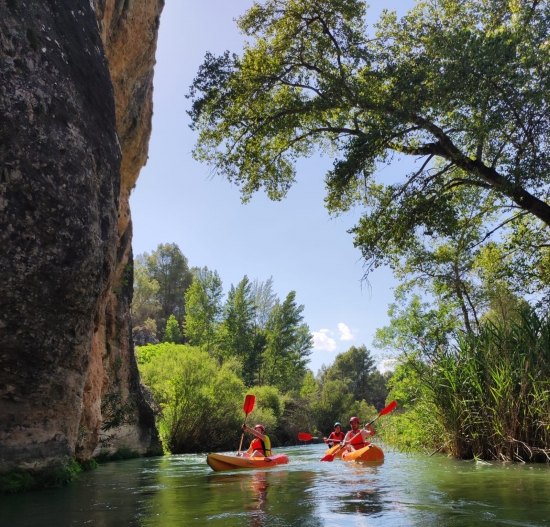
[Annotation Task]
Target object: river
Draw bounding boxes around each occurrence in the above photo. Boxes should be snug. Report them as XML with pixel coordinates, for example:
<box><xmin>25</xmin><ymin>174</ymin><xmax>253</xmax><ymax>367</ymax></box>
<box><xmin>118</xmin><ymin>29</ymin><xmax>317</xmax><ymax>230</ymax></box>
<box><xmin>2</xmin><ymin>444</ymin><xmax>550</xmax><ymax>526</ymax></box>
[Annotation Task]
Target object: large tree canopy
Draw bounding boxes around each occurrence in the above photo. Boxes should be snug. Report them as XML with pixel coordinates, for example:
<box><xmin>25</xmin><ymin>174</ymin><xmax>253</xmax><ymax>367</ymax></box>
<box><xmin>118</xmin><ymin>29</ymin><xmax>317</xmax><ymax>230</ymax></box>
<box><xmin>189</xmin><ymin>0</ymin><xmax>550</xmax><ymax>272</ymax></box>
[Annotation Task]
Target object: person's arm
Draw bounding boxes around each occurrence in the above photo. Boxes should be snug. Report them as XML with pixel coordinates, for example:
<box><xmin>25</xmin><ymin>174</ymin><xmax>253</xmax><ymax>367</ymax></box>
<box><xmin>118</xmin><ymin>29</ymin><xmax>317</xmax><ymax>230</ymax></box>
<box><xmin>364</xmin><ymin>424</ymin><xmax>375</xmax><ymax>436</ymax></box>
<box><xmin>242</xmin><ymin>425</ymin><xmax>266</xmax><ymax>441</ymax></box>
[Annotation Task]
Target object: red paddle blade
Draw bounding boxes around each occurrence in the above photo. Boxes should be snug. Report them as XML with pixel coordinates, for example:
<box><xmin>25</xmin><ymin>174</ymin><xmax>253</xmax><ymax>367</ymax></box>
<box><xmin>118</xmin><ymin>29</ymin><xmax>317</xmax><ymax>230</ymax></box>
<box><xmin>379</xmin><ymin>400</ymin><xmax>397</xmax><ymax>416</ymax></box>
<box><xmin>320</xmin><ymin>454</ymin><xmax>335</xmax><ymax>462</ymax></box>
<box><xmin>298</xmin><ymin>432</ymin><xmax>313</xmax><ymax>441</ymax></box>
<box><xmin>243</xmin><ymin>394</ymin><xmax>256</xmax><ymax>416</ymax></box>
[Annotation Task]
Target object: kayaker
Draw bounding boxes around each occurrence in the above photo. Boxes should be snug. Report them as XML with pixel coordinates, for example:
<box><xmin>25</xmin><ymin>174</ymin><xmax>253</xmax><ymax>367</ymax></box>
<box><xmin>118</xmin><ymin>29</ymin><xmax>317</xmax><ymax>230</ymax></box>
<box><xmin>343</xmin><ymin>416</ymin><xmax>374</xmax><ymax>451</ymax></box>
<box><xmin>240</xmin><ymin>423</ymin><xmax>272</xmax><ymax>458</ymax></box>
<box><xmin>324</xmin><ymin>422</ymin><xmax>345</xmax><ymax>447</ymax></box>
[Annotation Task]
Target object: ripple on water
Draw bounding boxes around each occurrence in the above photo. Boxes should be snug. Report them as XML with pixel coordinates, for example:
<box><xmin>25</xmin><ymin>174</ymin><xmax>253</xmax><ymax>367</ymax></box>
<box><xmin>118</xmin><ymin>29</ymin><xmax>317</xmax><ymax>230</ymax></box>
<box><xmin>2</xmin><ymin>444</ymin><xmax>550</xmax><ymax>526</ymax></box>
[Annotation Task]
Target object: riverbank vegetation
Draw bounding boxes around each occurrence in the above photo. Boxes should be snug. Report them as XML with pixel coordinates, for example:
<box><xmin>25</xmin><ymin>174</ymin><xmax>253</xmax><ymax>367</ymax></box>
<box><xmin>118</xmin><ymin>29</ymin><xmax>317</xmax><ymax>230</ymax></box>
<box><xmin>186</xmin><ymin>0</ymin><xmax>550</xmax><ymax>462</ymax></box>
<box><xmin>134</xmin><ymin>249</ymin><xmax>389</xmax><ymax>453</ymax></box>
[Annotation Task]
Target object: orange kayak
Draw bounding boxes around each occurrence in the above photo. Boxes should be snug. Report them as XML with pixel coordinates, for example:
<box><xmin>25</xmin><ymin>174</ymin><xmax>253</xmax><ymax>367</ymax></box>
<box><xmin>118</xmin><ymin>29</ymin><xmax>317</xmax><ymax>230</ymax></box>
<box><xmin>323</xmin><ymin>444</ymin><xmax>344</xmax><ymax>458</ymax></box>
<box><xmin>206</xmin><ymin>453</ymin><xmax>289</xmax><ymax>472</ymax></box>
<box><xmin>341</xmin><ymin>444</ymin><xmax>384</xmax><ymax>463</ymax></box>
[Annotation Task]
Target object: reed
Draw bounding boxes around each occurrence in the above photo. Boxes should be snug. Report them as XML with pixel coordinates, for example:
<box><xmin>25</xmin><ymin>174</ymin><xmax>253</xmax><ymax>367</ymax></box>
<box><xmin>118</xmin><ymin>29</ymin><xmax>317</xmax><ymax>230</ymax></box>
<box><xmin>384</xmin><ymin>307</ymin><xmax>550</xmax><ymax>461</ymax></box>
<box><xmin>422</xmin><ymin>307</ymin><xmax>550</xmax><ymax>461</ymax></box>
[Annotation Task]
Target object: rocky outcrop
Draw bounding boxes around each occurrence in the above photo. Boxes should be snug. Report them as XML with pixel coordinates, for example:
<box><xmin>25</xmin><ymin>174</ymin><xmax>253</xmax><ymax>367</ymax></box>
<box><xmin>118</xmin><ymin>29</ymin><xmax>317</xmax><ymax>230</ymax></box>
<box><xmin>0</xmin><ymin>0</ymin><xmax>164</xmax><ymax>473</ymax></box>
<box><xmin>76</xmin><ymin>0</ymin><xmax>164</xmax><ymax>462</ymax></box>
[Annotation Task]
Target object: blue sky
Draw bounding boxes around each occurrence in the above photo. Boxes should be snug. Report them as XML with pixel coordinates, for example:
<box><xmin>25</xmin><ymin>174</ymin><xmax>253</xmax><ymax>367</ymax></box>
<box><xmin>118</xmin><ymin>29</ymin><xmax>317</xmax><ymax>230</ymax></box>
<box><xmin>131</xmin><ymin>0</ymin><xmax>416</xmax><ymax>374</ymax></box>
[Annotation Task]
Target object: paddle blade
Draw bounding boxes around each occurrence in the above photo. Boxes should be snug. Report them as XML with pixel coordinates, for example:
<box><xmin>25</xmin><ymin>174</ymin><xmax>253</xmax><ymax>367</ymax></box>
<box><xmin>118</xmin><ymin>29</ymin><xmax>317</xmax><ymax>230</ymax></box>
<box><xmin>298</xmin><ymin>432</ymin><xmax>313</xmax><ymax>441</ymax></box>
<box><xmin>320</xmin><ymin>454</ymin><xmax>336</xmax><ymax>462</ymax></box>
<box><xmin>379</xmin><ymin>400</ymin><xmax>397</xmax><ymax>417</ymax></box>
<box><xmin>243</xmin><ymin>394</ymin><xmax>256</xmax><ymax>416</ymax></box>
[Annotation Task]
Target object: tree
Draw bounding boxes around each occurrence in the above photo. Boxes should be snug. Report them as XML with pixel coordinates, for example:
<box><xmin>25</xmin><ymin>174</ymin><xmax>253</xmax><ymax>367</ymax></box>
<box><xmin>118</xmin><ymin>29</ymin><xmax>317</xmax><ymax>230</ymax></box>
<box><xmin>132</xmin><ymin>260</ymin><xmax>161</xmax><ymax>327</ymax></box>
<box><xmin>141</xmin><ymin>244</ymin><xmax>193</xmax><ymax>334</ymax></box>
<box><xmin>252</xmin><ymin>276</ymin><xmax>278</xmax><ymax>329</ymax></box>
<box><xmin>218</xmin><ymin>276</ymin><xmax>259</xmax><ymax>385</ymax></box>
<box><xmin>386</xmin><ymin>185</ymin><xmax>503</xmax><ymax>333</ymax></box>
<box><xmin>189</xmin><ymin>0</ymin><xmax>550</xmax><ymax>275</ymax></box>
<box><xmin>163</xmin><ymin>315</ymin><xmax>182</xmax><ymax>344</ymax></box>
<box><xmin>373</xmin><ymin>293</ymin><xmax>458</xmax><ymax>359</ymax></box>
<box><xmin>262</xmin><ymin>291</ymin><xmax>313</xmax><ymax>392</ymax></box>
<box><xmin>324</xmin><ymin>345</ymin><xmax>375</xmax><ymax>403</ymax></box>
<box><xmin>184</xmin><ymin>267</ymin><xmax>223</xmax><ymax>352</ymax></box>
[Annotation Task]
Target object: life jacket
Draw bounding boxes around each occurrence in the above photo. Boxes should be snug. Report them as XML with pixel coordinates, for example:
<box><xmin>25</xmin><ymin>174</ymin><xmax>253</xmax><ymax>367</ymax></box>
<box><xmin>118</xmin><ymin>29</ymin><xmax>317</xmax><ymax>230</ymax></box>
<box><xmin>250</xmin><ymin>435</ymin><xmax>271</xmax><ymax>456</ymax></box>
<box><xmin>347</xmin><ymin>429</ymin><xmax>368</xmax><ymax>449</ymax></box>
<box><xmin>327</xmin><ymin>431</ymin><xmax>345</xmax><ymax>446</ymax></box>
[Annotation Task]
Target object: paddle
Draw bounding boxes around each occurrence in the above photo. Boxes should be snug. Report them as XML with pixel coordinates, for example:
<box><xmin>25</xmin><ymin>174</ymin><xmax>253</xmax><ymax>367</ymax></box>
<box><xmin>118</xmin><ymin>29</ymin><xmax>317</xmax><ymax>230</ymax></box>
<box><xmin>237</xmin><ymin>394</ymin><xmax>256</xmax><ymax>455</ymax></box>
<box><xmin>298</xmin><ymin>432</ymin><xmax>322</xmax><ymax>441</ymax></box>
<box><xmin>320</xmin><ymin>400</ymin><xmax>397</xmax><ymax>462</ymax></box>
<box><xmin>298</xmin><ymin>432</ymin><xmax>344</xmax><ymax>444</ymax></box>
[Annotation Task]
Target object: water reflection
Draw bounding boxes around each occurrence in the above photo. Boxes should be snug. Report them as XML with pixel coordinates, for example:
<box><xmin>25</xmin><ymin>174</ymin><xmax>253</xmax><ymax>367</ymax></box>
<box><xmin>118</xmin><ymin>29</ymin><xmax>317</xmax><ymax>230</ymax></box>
<box><xmin>203</xmin><ymin>469</ymin><xmax>324</xmax><ymax>527</ymax></box>
<box><xmin>3</xmin><ymin>446</ymin><xmax>550</xmax><ymax>527</ymax></box>
<box><xmin>323</xmin><ymin>464</ymin><xmax>385</xmax><ymax>516</ymax></box>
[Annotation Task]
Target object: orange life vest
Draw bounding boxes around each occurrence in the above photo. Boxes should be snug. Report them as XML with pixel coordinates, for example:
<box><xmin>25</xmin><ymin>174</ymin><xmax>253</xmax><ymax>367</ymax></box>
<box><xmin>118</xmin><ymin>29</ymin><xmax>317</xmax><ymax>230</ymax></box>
<box><xmin>250</xmin><ymin>437</ymin><xmax>271</xmax><ymax>456</ymax></box>
<box><xmin>347</xmin><ymin>429</ymin><xmax>368</xmax><ymax>449</ymax></box>
<box><xmin>327</xmin><ymin>431</ymin><xmax>345</xmax><ymax>446</ymax></box>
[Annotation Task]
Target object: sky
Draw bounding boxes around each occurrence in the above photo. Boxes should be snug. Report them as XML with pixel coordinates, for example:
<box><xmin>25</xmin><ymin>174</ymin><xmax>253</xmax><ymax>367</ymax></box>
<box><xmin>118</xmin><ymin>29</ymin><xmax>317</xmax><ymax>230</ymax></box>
<box><xmin>131</xmin><ymin>0</ymin><xmax>416</xmax><ymax>374</ymax></box>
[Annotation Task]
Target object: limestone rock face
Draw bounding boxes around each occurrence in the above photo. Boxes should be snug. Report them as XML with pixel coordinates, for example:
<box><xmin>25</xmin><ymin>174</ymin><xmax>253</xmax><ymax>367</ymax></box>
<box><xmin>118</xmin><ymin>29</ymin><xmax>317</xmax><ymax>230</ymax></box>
<box><xmin>75</xmin><ymin>0</ymin><xmax>164</xmax><ymax>462</ymax></box>
<box><xmin>0</xmin><ymin>0</ymin><xmax>164</xmax><ymax>472</ymax></box>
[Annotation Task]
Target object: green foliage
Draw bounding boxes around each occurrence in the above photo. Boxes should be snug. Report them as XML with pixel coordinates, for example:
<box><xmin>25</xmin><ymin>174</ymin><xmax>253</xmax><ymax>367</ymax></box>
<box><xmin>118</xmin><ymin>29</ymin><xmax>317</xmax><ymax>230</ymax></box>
<box><xmin>262</xmin><ymin>291</ymin><xmax>313</xmax><ymax>392</ymax></box>
<box><xmin>379</xmin><ymin>361</ymin><xmax>445</xmax><ymax>452</ymax></box>
<box><xmin>163</xmin><ymin>314</ymin><xmax>182</xmax><ymax>344</ymax></box>
<box><xmin>0</xmin><ymin>460</ymin><xmax>84</xmax><ymax>494</ymax></box>
<box><xmin>300</xmin><ymin>370</ymin><xmax>318</xmax><ymax>400</ymax></box>
<box><xmin>218</xmin><ymin>276</ymin><xmax>259</xmax><ymax>385</ymax></box>
<box><xmin>374</xmin><ymin>294</ymin><xmax>458</xmax><ymax>357</ymax></box>
<box><xmin>132</xmin><ymin>259</ymin><xmax>161</xmax><ymax>326</ymax></box>
<box><xmin>189</xmin><ymin>0</ymin><xmax>550</xmax><ymax>277</ymax></box>
<box><xmin>324</xmin><ymin>345</ymin><xmax>375</xmax><ymax>403</ymax></box>
<box><xmin>184</xmin><ymin>267</ymin><xmax>223</xmax><ymax>351</ymax></box>
<box><xmin>137</xmin><ymin>244</ymin><xmax>193</xmax><ymax>337</ymax></box>
<box><xmin>79</xmin><ymin>458</ymin><xmax>98</xmax><ymax>471</ymax></box>
<box><xmin>383</xmin><ymin>306</ymin><xmax>550</xmax><ymax>461</ymax></box>
<box><xmin>138</xmin><ymin>344</ymin><xmax>246</xmax><ymax>453</ymax></box>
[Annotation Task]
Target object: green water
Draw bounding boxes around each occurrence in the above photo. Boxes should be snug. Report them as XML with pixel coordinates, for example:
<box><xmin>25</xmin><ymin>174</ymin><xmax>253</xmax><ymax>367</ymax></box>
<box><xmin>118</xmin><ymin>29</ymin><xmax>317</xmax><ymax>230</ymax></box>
<box><xmin>2</xmin><ymin>444</ymin><xmax>550</xmax><ymax>526</ymax></box>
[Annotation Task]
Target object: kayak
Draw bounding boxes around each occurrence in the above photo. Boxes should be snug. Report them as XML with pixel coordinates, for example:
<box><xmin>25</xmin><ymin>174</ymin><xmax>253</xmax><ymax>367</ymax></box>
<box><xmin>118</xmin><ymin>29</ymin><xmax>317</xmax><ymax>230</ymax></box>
<box><xmin>206</xmin><ymin>452</ymin><xmax>289</xmax><ymax>472</ymax></box>
<box><xmin>341</xmin><ymin>444</ymin><xmax>384</xmax><ymax>463</ymax></box>
<box><xmin>324</xmin><ymin>444</ymin><xmax>344</xmax><ymax>458</ymax></box>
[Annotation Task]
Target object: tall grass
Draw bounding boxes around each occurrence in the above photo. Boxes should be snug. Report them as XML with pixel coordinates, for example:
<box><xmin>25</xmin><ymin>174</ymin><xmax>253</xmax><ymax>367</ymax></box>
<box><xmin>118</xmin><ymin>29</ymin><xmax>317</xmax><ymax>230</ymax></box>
<box><xmin>388</xmin><ymin>307</ymin><xmax>550</xmax><ymax>462</ymax></box>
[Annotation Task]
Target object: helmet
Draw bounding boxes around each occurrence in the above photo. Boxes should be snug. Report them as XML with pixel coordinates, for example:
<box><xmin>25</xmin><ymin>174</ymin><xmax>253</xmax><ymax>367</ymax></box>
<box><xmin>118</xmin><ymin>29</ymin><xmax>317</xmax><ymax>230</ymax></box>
<box><xmin>334</xmin><ymin>422</ymin><xmax>342</xmax><ymax>428</ymax></box>
<box><xmin>349</xmin><ymin>416</ymin><xmax>360</xmax><ymax>424</ymax></box>
<box><xmin>254</xmin><ymin>424</ymin><xmax>265</xmax><ymax>432</ymax></box>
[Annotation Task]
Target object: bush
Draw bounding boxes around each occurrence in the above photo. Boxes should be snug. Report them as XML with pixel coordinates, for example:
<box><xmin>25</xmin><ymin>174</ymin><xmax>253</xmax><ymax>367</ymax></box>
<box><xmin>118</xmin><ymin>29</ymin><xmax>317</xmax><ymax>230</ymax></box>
<box><xmin>382</xmin><ymin>307</ymin><xmax>550</xmax><ymax>461</ymax></box>
<box><xmin>138</xmin><ymin>344</ymin><xmax>246</xmax><ymax>453</ymax></box>
<box><xmin>0</xmin><ymin>460</ymin><xmax>85</xmax><ymax>494</ymax></box>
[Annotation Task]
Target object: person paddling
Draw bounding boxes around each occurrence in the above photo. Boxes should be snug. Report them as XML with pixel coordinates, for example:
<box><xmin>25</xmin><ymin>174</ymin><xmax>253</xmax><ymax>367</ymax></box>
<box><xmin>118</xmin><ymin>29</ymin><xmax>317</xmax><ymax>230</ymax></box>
<box><xmin>343</xmin><ymin>416</ymin><xmax>374</xmax><ymax>451</ymax></box>
<box><xmin>324</xmin><ymin>422</ymin><xmax>345</xmax><ymax>447</ymax></box>
<box><xmin>240</xmin><ymin>424</ymin><xmax>272</xmax><ymax>458</ymax></box>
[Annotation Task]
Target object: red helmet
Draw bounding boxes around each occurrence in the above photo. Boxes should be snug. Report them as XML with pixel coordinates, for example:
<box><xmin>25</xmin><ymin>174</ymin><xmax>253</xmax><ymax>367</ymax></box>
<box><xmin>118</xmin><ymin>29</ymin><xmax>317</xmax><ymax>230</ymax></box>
<box><xmin>349</xmin><ymin>416</ymin><xmax>360</xmax><ymax>424</ymax></box>
<box><xmin>254</xmin><ymin>424</ymin><xmax>265</xmax><ymax>432</ymax></box>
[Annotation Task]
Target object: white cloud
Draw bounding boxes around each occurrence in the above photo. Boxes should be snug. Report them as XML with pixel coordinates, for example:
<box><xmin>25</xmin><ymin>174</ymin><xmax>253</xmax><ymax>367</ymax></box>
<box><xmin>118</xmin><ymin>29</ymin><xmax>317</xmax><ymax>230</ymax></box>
<box><xmin>338</xmin><ymin>323</ymin><xmax>354</xmax><ymax>341</ymax></box>
<box><xmin>312</xmin><ymin>329</ymin><xmax>337</xmax><ymax>352</ymax></box>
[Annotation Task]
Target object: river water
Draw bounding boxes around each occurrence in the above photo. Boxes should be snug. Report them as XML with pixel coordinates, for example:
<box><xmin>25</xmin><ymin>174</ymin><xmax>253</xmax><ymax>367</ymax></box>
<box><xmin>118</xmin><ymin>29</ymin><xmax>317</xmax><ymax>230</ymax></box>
<box><xmin>2</xmin><ymin>444</ymin><xmax>550</xmax><ymax>527</ymax></box>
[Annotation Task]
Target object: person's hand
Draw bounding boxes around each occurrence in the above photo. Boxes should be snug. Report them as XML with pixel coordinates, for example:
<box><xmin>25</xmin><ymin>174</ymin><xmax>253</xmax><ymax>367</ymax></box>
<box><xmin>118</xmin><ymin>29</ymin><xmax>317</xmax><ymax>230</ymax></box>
<box><xmin>242</xmin><ymin>424</ymin><xmax>247</xmax><ymax>432</ymax></box>
<box><xmin>324</xmin><ymin>438</ymin><xmax>328</xmax><ymax>444</ymax></box>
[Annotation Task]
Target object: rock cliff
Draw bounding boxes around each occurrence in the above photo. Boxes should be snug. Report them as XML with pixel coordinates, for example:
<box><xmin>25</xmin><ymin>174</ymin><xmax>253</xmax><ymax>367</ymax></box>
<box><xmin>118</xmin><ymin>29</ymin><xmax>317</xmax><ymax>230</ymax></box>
<box><xmin>0</xmin><ymin>0</ymin><xmax>164</xmax><ymax>473</ymax></box>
